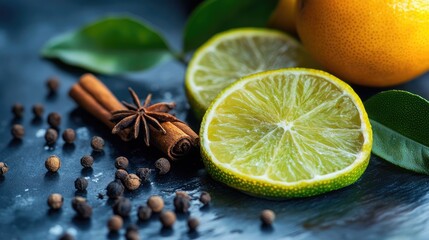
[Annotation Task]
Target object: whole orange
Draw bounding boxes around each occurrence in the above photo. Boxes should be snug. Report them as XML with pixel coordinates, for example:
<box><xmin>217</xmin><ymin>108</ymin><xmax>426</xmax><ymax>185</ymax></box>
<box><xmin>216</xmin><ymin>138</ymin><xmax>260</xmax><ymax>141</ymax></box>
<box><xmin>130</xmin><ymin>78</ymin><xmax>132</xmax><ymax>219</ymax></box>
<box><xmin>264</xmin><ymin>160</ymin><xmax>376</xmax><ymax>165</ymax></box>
<box><xmin>296</xmin><ymin>0</ymin><xmax>429</xmax><ymax>87</ymax></box>
<box><xmin>269</xmin><ymin>0</ymin><xmax>297</xmax><ymax>34</ymax></box>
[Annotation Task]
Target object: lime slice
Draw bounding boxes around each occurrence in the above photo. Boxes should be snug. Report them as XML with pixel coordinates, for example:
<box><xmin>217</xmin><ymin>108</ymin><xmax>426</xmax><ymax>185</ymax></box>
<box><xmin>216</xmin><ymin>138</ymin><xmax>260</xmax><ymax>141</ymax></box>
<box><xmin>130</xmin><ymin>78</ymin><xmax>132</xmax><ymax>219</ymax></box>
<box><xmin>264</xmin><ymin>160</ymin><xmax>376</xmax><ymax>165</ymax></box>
<box><xmin>200</xmin><ymin>68</ymin><xmax>372</xmax><ymax>198</ymax></box>
<box><xmin>185</xmin><ymin>28</ymin><xmax>319</xmax><ymax>118</ymax></box>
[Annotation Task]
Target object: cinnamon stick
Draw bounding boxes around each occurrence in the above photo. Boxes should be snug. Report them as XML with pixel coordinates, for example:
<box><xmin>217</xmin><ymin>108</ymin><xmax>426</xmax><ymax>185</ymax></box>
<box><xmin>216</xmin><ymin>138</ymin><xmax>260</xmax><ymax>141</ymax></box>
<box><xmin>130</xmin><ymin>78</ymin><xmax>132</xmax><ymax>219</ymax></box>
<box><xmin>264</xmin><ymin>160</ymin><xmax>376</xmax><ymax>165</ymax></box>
<box><xmin>79</xmin><ymin>73</ymin><xmax>125</xmax><ymax>112</ymax></box>
<box><xmin>68</xmin><ymin>74</ymin><xmax>199</xmax><ymax>161</ymax></box>
<box><xmin>69</xmin><ymin>84</ymin><xmax>131</xmax><ymax>141</ymax></box>
<box><xmin>172</xmin><ymin>122</ymin><xmax>200</xmax><ymax>147</ymax></box>
<box><xmin>69</xmin><ymin>84</ymin><xmax>113</xmax><ymax>128</ymax></box>
<box><xmin>150</xmin><ymin>122</ymin><xmax>193</xmax><ymax>160</ymax></box>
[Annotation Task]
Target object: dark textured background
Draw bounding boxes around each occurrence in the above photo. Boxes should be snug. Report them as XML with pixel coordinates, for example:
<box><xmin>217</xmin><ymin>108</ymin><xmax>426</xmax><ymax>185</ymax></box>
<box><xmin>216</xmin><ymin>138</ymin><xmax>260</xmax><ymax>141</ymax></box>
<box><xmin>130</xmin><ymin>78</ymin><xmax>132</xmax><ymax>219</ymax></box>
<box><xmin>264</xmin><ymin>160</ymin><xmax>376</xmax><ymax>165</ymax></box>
<box><xmin>1</xmin><ymin>0</ymin><xmax>429</xmax><ymax>239</ymax></box>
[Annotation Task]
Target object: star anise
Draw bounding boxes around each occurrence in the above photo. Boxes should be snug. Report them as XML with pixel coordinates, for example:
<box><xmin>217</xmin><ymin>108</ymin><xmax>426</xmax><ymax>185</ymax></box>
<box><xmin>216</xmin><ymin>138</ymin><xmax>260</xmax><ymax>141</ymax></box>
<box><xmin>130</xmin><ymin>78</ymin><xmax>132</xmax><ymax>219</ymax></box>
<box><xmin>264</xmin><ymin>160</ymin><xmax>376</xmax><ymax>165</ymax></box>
<box><xmin>110</xmin><ymin>88</ymin><xmax>181</xmax><ymax>146</ymax></box>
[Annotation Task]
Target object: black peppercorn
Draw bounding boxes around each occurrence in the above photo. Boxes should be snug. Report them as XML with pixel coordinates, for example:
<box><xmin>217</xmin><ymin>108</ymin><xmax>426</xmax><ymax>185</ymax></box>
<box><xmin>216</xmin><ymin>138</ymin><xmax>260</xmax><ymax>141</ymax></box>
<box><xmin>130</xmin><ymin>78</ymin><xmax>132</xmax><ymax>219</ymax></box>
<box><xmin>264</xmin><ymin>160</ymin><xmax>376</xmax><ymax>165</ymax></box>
<box><xmin>126</xmin><ymin>224</ymin><xmax>138</xmax><ymax>232</ymax></box>
<box><xmin>174</xmin><ymin>194</ymin><xmax>191</xmax><ymax>213</ymax></box>
<box><xmin>136</xmin><ymin>168</ymin><xmax>151</xmax><ymax>182</ymax></box>
<box><xmin>47</xmin><ymin>193</ymin><xmax>63</xmax><ymax>210</ymax></box>
<box><xmin>91</xmin><ymin>136</ymin><xmax>104</xmax><ymax>151</ymax></box>
<box><xmin>124</xmin><ymin>174</ymin><xmax>141</xmax><ymax>191</ymax></box>
<box><xmin>32</xmin><ymin>104</ymin><xmax>44</xmax><ymax>118</ymax></box>
<box><xmin>80</xmin><ymin>155</ymin><xmax>94</xmax><ymax>168</ymax></box>
<box><xmin>106</xmin><ymin>180</ymin><xmax>124</xmax><ymax>199</ymax></box>
<box><xmin>11</xmin><ymin>103</ymin><xmax>24</xmax><ymax>118</ymax></box>
<box><xmin>45</xmin><ymin>155</ymin><xmax>61</xmax><ymax>172</ymax></box>
<box><xmin>125</xmin><ymin>224</ymin><xmax>139</xmax><ymax>240</ymax></box>
<box><xmin>176</xmin><ymin>197</ymin><xmax>190</xmax><ymax>213</ymax></box>
<box><xmin>147</xmin><ymin>195</ymin><xmax>164</xmax><ymax>213</ymax></box>
<box><xmin>199</xmin><ymin>191</ymin><xmax>211</xmax><ymax>205</ymax></box>
<box><xmin>107</xmin><ymin>215</ymin><xmax>123</xmax><ymax>232</ymax></box>
<box><xmin>62</xmin><ymin>128</ymin><xmax>76</xmax><ymax>144</ymax></box>
<box><xmin>71</xmin><ymin>196</ymin><xmax>87</xmax><ymax>211</ymax></box>
<box><xmin>160</xmin><ymin>211</ymin><xmax>176</xmax><ymax>228</ymax></box>
<box><xmin>187</xmin><ymin>217</ymin><xmax>200</xmax><ymax>232</ymax></box>
<box><xmin>125</xmin><ymin>231</ymin><xmax>139</xmax><ymax>240</ymax></box>
<box><xmin>47</xmin><ymin>112</ymin><xmax>61</xmax><ymax>128</ymax></box>
<box><xmin>176</xmin><ymin>191</ymin><xmax>191</xmax><ymax>199</ymax></box>
<box><xmin>74</xmin><ymin>177</ymin><xmax>88</xmax><ymax>191</ymax></box>
<box><xmin>137</xmin><ymin>205</ymin><xmax>152</xmax><ymax>221</ymax></box>
<box><xmin>45</xmin><ymin>128</ymin><xmax>58</xmax><ymax>145</ymax></box>
<box><xmin>115</xmin><ymin>169</ymin><xmax>128</xmax><ymax>182</ymax></box>
<box><xmin>0</xmin><ymin>162</ymin><xmax>9</xmax><ymax>176</ymax></box>
<box><xmin>260</xmin><ymin>209</ymin><xmax>275</xmax><ymax>225</ymax></box>
<box><xmin>46</xmin><ymin>77</ymin><xmax>59</xmax><ymax>93</ymax></box>
<box><xmin>115</xmin><ymin>156</ymin><xmax>129</xmax><ymax>170</ymax></box>
<box><xmin>155</xmin><ymin>158</ymin><xmax>170</xmax><ymax>175</ymax></box>
<box><xmin>71</xmin><ymin>196</ymin><xmax>92</xmax><ymax>218</ymax></box>
<box><xmin>58</xmin><ymin>232</ymin><xmax>74</xmax><ymax>240</ymax></box>
<box><xmin>113</xmin><ymin>197</ymin><xmax>132</xmax><ymax>218</ymax></box>
<box><xmin>74</xmin><ymin>202</ymin><xmax>92</xmax><ymax>218</ymax></box>
<box><xmin>11</xmin><ymin>124</ymin><xmax>24</xmax><ymax>139</ymax></box>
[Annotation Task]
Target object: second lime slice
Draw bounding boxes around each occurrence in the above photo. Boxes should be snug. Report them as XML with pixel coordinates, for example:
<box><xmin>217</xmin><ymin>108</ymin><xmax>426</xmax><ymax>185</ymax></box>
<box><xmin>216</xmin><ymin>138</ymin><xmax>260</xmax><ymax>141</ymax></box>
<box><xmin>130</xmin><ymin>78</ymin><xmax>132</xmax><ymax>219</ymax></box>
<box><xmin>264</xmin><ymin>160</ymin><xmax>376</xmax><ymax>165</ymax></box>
<box><xmin>185</xmin><ymin>28</ymin><xmax>319</xmax><ymax>118</ymax></box>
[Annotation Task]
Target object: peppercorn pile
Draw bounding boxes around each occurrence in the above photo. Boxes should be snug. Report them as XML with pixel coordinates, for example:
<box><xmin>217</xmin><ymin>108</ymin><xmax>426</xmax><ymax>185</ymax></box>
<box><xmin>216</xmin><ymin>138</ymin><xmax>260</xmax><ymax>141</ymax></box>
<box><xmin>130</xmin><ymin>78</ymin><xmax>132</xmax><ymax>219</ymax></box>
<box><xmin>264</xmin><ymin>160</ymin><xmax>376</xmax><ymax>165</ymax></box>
<box><xmin>2</xmin><ymin>76</ymin><xmax>277</xmax><ymax>240</ymax></box>
<box><xmin>4</xmin><ymin>77</ymin><xmax>207</xmax><ymax>239</ymax></box>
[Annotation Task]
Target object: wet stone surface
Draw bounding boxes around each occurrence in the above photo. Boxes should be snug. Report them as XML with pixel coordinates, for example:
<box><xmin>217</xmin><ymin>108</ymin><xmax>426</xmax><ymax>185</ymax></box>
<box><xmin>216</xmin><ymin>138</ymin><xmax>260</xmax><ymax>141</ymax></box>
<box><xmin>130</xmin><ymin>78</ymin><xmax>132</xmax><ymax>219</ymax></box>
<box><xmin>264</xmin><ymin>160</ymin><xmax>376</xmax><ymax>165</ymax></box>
<box><xmin>0</xmin><ymin>0</ymin><xmax>429</xmax><ymax>239</ymax></box>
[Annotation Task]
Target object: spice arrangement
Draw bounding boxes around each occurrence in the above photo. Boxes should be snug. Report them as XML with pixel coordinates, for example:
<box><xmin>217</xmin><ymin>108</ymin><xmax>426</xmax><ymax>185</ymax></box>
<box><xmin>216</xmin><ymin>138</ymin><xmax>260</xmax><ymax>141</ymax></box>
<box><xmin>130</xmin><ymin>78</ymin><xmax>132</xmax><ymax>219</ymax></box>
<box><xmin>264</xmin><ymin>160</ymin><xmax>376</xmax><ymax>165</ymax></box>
<box><xmin>1</xmin><ymin>75</ymin><xmax>228</xmax><ymax>239</ymax></box>
<box><xmin>69</xmin><ymin>74</ymin><xmax>199</xmax><ymax>160</ymax></box>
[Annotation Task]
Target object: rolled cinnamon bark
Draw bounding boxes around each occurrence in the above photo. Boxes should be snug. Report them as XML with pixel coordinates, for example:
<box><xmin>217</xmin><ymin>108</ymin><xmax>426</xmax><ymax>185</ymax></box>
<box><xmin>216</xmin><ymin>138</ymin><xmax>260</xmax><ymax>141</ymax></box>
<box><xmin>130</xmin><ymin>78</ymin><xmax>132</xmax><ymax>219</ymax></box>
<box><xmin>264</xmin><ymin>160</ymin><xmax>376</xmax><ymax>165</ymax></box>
<box><xmin>79</xmin><ymin>73</ymin><xmax>125</xmax><ymax>112</ymax></box>
<box><xmin>172</xmin><ymin>122</ymin><xmax>200</xmax><ymax>147</ymax></box>
<box><xmin>150</xmin><ymin>122</ymin><xmax>193</xmax><ymax>160</ymax></box>
<box><xmin>69</xmin><ymin>84</ymin><xmax>113</xmax><ymax>128</ymax></box>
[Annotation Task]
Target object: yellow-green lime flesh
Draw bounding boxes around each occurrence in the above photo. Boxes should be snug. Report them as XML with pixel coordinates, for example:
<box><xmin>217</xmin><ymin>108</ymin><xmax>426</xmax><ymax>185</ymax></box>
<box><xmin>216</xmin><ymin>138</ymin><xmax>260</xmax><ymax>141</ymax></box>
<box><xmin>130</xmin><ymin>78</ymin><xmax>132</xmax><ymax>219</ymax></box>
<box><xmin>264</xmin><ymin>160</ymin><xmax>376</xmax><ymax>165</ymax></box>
<box><xmin>200</xmin><ymin>68</ymin><xmax>372</xmax><ymax>199</ymax></box>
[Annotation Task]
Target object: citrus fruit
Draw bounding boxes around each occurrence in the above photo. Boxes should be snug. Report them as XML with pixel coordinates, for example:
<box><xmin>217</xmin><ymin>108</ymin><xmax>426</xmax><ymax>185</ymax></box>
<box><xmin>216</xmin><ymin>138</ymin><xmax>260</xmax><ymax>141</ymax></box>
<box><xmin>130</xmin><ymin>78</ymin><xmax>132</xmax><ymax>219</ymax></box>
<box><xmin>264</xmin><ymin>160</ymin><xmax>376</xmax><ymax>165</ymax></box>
<box><xmin>185</xmin><ymin>28</ymin><xmax>319</xmax><ymax>119</ymax></box>
<box><xmin>296</xmin><ymin>0</ymin><xmax>429</xmax><ymax>87</ymax></box>
<box><xmin>200</xmin><ymin>68</ymin><xmax>372</xmax><ymax>198</ymax></box>
<box><xmin>269</xmin><ymin>0</ymin><xmax>298</xmax><ymax>34</ymax></box>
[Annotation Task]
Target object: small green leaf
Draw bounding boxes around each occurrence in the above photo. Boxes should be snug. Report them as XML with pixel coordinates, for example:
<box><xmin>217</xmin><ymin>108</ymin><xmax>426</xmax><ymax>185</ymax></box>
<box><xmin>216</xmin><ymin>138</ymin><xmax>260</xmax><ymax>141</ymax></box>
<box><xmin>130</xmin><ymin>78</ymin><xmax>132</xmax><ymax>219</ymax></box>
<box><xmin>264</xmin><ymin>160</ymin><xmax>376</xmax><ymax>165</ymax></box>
<box><xmin>183</xmin><ymin>0</ymin><xmax>278</xmax><ymax>52</ymax></box>
<box><xmin>365</xmin><ymin>90</ymin><xmax>429</xmax><ymax>174</ymax></box>
<box><xmin>42</xmin><ymin>16</ymin><xmax>174</xmax><ymax>75</ymax></box>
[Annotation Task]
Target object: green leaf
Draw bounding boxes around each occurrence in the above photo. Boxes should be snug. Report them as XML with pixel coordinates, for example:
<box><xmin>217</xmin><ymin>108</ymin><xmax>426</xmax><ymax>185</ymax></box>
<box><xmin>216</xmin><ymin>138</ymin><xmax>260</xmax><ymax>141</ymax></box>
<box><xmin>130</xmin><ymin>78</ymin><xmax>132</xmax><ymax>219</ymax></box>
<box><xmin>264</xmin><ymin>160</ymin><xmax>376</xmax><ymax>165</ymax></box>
<box><xmin>183</xmin><ymin>0</ymin><xmax>278</xmax><ymax>52</ymax></box>
<box><xmin>364</xmin><ymin>90</ymin><xmax>429</xmax><ymax>174</ymax></box>
<box><xmin>42</xmin><ymin>16</ymin><xmax>174</xmax><ymax>75</ymax></box>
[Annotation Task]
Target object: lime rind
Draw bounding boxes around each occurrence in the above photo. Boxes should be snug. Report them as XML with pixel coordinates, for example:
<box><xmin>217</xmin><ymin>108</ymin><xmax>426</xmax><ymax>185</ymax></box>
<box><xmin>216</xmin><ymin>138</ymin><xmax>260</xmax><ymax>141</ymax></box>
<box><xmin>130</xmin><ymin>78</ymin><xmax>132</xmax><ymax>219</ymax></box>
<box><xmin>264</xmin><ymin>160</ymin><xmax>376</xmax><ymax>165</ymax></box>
<box><xmin>201</xmin><ymin>148</ymin><xmax>370</xmax><ymax>199</ymax></box>
<box><xmin>200</xmin><ymin>68</ymin><xmax>372</xmax><ymax>198</ymax></box>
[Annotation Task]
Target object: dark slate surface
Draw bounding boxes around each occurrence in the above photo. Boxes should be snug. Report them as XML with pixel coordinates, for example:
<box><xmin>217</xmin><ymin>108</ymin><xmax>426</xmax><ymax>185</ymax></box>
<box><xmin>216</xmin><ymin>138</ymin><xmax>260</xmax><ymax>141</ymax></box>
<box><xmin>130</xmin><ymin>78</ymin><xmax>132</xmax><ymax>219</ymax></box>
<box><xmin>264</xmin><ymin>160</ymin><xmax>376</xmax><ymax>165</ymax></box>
<box><xmin>1</xmin><ymin>0</ymin><xmax>429</xmax><ymax>239</ymax></box>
